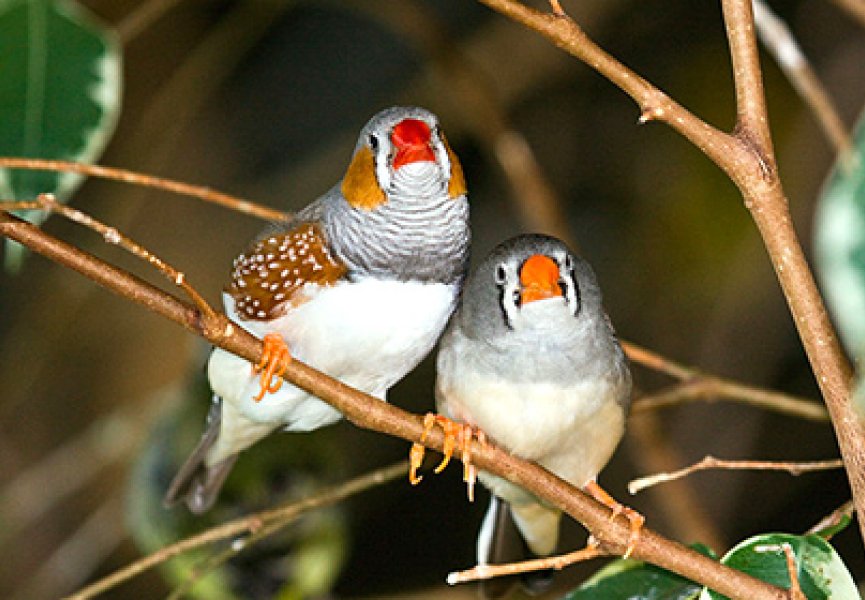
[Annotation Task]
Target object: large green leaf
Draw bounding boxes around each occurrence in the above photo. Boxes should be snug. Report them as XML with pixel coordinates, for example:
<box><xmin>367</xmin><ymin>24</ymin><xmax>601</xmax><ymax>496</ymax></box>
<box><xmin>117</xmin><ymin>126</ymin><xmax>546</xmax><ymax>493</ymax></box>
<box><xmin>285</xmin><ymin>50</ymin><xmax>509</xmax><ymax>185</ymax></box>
<box><xmin>0</xmin><ymin>0</ymin><xmax>121</xmax><ymax>267</ymax></box>
<box><xmin>814</xmin><ymin>108</ymin><xmax>865</xmax><ymax>360</ymax></box>
<box><xmin>699</xmin><ymin>533</ymin><xmax>859</xmax><ymax>600</ymax></box>
<box><xmin>562</xmin><ymin>544</ymin><xmax>714</xmax><ymax>600</ymax></box>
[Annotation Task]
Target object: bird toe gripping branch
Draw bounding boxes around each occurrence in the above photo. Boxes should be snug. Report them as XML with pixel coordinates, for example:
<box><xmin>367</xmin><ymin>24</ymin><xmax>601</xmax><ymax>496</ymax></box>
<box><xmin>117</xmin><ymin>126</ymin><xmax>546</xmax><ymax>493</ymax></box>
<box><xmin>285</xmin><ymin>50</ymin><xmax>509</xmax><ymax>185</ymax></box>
<box><xmin>252</xmin><ymin>333</ymin><xmax>292</xmax><ymax>402</ymax></box>
<box><xmin>409</xmin><ymin>413</ymin><xmax>488</xmax><ymax>502</ymax></box>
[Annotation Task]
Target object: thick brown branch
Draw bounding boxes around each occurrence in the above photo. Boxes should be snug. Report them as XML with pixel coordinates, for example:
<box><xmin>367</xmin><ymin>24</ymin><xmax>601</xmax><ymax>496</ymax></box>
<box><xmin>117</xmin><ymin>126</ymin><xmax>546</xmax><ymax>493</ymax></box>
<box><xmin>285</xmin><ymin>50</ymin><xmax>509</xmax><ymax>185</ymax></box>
<box><xmin>0</xmin><ymin>213</ymin><xmax>789</xmax><ymax>599</ymax></box>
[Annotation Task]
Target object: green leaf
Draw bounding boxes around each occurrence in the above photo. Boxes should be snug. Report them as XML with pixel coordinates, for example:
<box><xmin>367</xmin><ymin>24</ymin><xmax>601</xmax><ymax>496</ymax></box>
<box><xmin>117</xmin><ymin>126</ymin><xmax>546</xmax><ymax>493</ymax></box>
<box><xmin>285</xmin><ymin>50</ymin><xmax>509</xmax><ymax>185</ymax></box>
<box><xmin>563</xmin><ymin>544</ymin><xmax>714</xmax><ymax>600</ymax></box>
<box><xmin>814</xmin><ymin>107</ymin><xmax>865</xmax><ymax>359</ymax></box>
<box><xmin>699</xmin><ymin>533</ymin><xmax>859</xmax><ymax>600</ymax></box>
<box><xmin>0</xmin><ymin>0</ymin><xmax>122</xmax><ymax>266</ymax></box>
<box><xmin>810</xmin><ymin>513</ymin><xmax>852</xmax><ymax>542</ymax></box>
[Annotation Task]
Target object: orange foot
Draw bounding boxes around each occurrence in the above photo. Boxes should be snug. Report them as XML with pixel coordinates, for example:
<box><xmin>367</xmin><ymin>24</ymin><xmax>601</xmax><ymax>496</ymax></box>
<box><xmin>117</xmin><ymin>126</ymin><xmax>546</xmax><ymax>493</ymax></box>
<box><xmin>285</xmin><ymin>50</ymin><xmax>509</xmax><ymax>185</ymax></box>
<box><xmin>252</xmin><ymin>333</ymin><xmax>292</xmax><ymax>402</ymax></box>
<box><xmin>584</xmin><ymin>480</ymin><xmax>645</xmax><ymax>558</ymax></box>
<box><xmin>409</xmin><ymin>413</ymin><xmax>487</xmax><ymax>502</ymax></box>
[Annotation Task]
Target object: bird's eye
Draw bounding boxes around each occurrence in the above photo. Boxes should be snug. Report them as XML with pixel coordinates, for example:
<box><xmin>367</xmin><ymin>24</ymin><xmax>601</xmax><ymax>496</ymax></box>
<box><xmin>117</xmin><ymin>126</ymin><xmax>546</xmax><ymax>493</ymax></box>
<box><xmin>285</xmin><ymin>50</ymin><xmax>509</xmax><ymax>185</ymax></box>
<box><xmin>368</xmin><ymin>134</ymin><xmax>379</xmax><ymax>151</ymax></box>
<box><xmin>494</xmin><ymin>264</ymin><xmax>507</xmax><ymax>285</ymax></box>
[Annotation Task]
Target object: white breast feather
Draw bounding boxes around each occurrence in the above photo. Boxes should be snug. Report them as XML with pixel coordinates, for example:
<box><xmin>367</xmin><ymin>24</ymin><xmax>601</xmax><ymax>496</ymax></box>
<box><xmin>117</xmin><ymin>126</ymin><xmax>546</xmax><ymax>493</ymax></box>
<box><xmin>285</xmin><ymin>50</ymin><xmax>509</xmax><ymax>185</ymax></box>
<box><xmin>209</xmin><ymin>279</ymin><xmax>457</xmax><ymax>431</ymax></box>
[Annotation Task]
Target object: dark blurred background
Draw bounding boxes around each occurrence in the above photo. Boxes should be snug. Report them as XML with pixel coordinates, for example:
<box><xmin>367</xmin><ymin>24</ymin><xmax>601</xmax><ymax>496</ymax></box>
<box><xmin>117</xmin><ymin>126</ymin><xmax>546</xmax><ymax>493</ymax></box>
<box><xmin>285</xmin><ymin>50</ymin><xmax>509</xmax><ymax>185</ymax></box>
<box><xmin>1</xmin><ymin>0</ymin><xmax>864</xmax><ymax>598</ymax></box>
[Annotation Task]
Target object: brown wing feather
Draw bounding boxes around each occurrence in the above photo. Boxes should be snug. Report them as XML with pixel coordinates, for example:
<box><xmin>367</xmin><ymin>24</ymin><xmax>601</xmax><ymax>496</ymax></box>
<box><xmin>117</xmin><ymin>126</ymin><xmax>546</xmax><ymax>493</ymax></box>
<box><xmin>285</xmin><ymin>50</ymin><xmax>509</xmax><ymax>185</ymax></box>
<box><xmin>227</xmin><ymin>223</ymin><xmax>347</xmax><ymax>321</ymax></box>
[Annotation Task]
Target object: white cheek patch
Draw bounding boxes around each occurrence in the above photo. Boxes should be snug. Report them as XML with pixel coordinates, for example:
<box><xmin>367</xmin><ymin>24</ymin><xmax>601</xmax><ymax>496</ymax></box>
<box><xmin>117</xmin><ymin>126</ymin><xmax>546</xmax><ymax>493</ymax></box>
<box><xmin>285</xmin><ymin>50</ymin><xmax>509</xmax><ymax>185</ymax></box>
<box><xmin>498</xmin><ymin>264</ymin><xmax>521</xmax><ymax>328</ymax></box>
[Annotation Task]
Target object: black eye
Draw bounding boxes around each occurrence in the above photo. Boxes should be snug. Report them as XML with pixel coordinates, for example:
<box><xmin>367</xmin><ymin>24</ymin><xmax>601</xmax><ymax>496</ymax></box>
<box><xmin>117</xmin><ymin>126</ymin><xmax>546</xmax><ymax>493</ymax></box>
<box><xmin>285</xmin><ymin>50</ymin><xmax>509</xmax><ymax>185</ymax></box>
<box><xmin>368</xmin><ymin>134</ymin><xmax>379</xmax><ymax>151</ymax></box>
<box><xmin>495</xmin><ymin>264</ymin><xmax>507</xmax><ymax>285</ymax></box>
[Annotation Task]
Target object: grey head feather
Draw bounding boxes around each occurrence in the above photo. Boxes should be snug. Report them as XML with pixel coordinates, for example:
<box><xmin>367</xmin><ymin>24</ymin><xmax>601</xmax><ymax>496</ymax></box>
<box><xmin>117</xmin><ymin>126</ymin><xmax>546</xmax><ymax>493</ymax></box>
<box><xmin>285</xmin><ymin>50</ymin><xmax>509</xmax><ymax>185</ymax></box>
<box><xmin>450</xmin><ymin>234</ymin><xmax>630</xmax><ymax>400</ymax></box>
<box><xmin>250</xmin><ymin>106</ymin><xmax>470</xmax><ymax>285</ymax></box>
<box><xmin>327</xmin><ymin>106</ymin><xmax>470</xmax><ymax>284</ymax></box>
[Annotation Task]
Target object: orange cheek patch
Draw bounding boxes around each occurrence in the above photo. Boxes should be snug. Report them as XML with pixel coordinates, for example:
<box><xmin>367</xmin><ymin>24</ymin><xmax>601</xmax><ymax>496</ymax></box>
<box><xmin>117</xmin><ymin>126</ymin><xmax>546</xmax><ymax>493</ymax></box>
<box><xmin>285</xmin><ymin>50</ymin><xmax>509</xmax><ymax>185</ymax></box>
<box><xmin>341</xmin><ymin>146</ymin><xmax>386</xmax><ymax>210</ymax></box>
<box><xmin>443</xmin><ymin>133</ymin><xmax>467</xmax><ymax>199</ymax></box>
<box><xmin>519</xmin><ymin>254</ymin><xmax>562</xmax><ymax>305</ymax></box>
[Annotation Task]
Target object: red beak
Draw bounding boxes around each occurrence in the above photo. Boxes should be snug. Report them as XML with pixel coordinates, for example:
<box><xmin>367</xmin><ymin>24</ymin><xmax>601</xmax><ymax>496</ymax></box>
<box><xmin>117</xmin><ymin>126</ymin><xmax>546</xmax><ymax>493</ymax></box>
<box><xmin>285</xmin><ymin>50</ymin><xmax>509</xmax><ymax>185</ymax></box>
<box><xmin>519</xmin><ymin>254</ymin><xmax>563</xmax><ymax>305</ymax></box>
<box><xmin>391</xmin><ymin>119</ymin><xmax>436</xmax><ymax>169</ymax></box>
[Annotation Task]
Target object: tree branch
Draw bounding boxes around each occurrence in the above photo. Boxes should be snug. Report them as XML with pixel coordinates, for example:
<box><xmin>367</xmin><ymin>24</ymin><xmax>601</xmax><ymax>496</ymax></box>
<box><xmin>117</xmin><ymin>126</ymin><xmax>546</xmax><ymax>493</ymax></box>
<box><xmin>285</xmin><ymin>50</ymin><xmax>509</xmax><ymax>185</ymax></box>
<box><xmin>753</xmin><ymin>0</ymin><xmax>853</xmax><ymax>163</ymax></box>
<box><xmin>0</xmin><ymin>157</ymin><xmax>289</xmax><ymax>222</ymax></box>
<box><xmin>0</xmin><ymin>211</ymin><xmax>790</xmax><ymax>599</ymax></box>
<box><xmin>624</xmin><ymin>342</ymin><xmax>829</xmax><ymax>422</ymax></box>
<box><xmin>475</xmin><ymin>0</ymin><xmax>864</xmax><ymax>547</ymax></box>
<box><xmin>628</xmin><ymin>455</ymin><xmax>844</xmax><ymax>494</ymax></box>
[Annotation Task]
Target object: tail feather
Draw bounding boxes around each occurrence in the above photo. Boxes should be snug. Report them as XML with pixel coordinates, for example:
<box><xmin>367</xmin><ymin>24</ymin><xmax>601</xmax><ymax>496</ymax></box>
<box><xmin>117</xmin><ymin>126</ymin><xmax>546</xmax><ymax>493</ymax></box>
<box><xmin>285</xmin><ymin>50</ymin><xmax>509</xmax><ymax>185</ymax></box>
<box><xmin>477</xmin><ymin>496</ymin><xmax>556</xmax><ymax>599</ymax></box>
<box><xmin>164</xmin><ymin>398</ymin><xmax>237</xmax><ymax>514</ymax></box>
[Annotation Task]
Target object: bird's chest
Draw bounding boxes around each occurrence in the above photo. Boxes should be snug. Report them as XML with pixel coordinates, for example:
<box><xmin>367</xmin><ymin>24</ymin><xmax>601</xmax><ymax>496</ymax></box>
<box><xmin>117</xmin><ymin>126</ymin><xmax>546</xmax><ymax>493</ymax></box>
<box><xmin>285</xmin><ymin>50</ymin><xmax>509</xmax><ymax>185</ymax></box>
<box><xmin>444</xmin><ymin>375</ymin><xmax>622</xmax><ymax>458</ymax></box>
<box><xmin>231</xmin><ymin>278</ymin><xmax>458</xmax><ymax>393</ymax></box>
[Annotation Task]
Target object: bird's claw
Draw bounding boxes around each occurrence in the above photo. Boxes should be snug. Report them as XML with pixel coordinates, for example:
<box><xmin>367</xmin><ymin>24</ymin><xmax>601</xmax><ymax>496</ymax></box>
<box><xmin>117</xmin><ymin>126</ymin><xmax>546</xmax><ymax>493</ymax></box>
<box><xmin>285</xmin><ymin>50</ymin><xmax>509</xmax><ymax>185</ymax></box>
<box><xmin>252</xmin><ymin>333</ymin><xmax>292</xmax><ymax>402</ymax></box>
<box><xmin>584</xmin><ymin>480</ymin><xmax>645</xmax><ymax>558</ymax></box>
<box><xmin>409</xmin><ymin>413</ymin><xmax>487</xmax><ymax>502</ymax></box>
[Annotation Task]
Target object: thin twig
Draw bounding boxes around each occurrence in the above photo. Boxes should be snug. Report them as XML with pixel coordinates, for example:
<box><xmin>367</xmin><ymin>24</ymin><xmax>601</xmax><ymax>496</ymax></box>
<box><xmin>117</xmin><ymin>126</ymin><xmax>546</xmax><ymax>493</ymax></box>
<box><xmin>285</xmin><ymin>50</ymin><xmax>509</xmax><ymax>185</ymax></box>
<box><xmin>629</xmin><ymin>455</ymin><xmax>844</xmax><ymax>495</ymax></box>
<box><xmin>2</xmin><ymin>194</ymin><xmax>217</xmax><ymax>321</ymax></box>
<box><xmin>621</xmin><ymin>341</ymin><xmax>696</xmax><ymax>381</ymax></box>
<box><xmin>829</xmin><ymin>0</ymin><xmax>865</xmax><ymax>29</ymax></box>
<box><xmin>65</xmin><ymin>461</ymin><xmax>408</xmax><ymax>600</ymax></box>
<box><xmin>627</xmin><ymin>412</ymin><xmax>725</xmax><ymax>551</ymax></box>
<box><xmin>780</xmin><ymin>543</ymin><xmax>806</xmax><ymax>600</ymax></box>
<box><xmin>624</xmin><ymin>342</ymin><xmax>828</xmax><ymax>421</ymax></box>
<box><xmin>116</xmin><ymin>0</ymin><xmax>184</xmax><ymax>43</ymax></box>
<box><xmin>631</xmin><ymin>378</ymin><xmax>829</xmax><ymax>422</ymax></box>
<box><xmin>0</xmin><ymin>157</ymin><xmax>289</xmax><ymax>222</ymax></box>
<box><xmin>753</xmin><ymin>543</ymin><xmax>806</xmax><ymax>600</ymax></box>
<box><xmin>806</xmin><ymin>499</ymin><xmax>855</xmax><ymax>537</ymax></box>
<box><xmin>0</xmin><ymin>213</ymin><xmax>789</xmax><ymax>600</ymax></box>
<box><xmin>164</xmin><ymin>511</ymin><xmax>289</xmax><ymax>599</ymax></box>
<box><xmin>753</xmin><ymin>0</ymin><xmax>854</xmax><ymax>166</ymax></box>
<box><xmin>447</xmin><ymin>543</ymin><xmax>606</xmax><ymax>585</ymax></box>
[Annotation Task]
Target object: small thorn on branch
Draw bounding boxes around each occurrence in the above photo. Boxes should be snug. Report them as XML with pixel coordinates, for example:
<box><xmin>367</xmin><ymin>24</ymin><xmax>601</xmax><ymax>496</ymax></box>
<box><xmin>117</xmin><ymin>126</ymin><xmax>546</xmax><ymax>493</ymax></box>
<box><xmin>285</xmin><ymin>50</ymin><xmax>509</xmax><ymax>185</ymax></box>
<box><xmin>638</xmin><ymin>106</ymin><xmax>665</xmax><ymax>124</ymax></box>
<box><xmin>549</xmin><ymin>0</ymin><xmax>566</xmax><ymax>17</ymax></box>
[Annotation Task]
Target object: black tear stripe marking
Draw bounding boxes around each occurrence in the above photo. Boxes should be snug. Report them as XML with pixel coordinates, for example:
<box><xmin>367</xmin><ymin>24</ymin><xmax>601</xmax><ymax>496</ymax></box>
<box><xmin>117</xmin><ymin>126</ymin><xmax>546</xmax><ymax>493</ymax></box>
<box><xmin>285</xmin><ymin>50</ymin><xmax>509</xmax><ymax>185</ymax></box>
<box><xmin>497</xmin><ymin>281</ymin><xmax>514</xmax><ymax>331</ymax></box>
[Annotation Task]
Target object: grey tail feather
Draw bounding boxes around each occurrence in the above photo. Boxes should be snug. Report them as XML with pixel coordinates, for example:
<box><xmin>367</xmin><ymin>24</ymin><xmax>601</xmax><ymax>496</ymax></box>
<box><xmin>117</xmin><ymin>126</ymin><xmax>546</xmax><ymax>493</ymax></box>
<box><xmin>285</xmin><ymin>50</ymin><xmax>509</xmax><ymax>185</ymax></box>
<box><xmin>476</xmin><ymin>496</ymin><xmax>554</xmax><ymax>599</ymax></box>
<box><xmin>163</xmin><ymin>397</ymin><xmax>238</xmax><ymax>514</ymax></box>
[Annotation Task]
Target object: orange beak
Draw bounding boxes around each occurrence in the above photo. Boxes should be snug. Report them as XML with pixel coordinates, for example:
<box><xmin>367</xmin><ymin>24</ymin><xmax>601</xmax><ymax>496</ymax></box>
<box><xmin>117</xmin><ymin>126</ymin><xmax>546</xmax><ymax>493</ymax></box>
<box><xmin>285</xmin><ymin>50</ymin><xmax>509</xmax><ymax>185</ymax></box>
<box><xmin>391</xmin><ymin>119</ymin><xmax>436</xmax><ymax>169</ymax></box>
<box><xmin>519</xmin><ymin>254</ymin><xmax>563</xmax><ymax>305</ymax></box>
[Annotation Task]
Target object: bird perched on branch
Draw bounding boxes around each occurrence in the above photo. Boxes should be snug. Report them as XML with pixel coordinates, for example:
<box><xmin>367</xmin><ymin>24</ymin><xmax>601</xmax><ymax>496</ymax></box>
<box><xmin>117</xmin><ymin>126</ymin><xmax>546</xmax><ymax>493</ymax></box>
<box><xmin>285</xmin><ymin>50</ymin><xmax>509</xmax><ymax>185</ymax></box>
<box><xmin>411</xmin><ymin>234</ymin><xmax>639</xmax><ymax>598</ymax></box>
<box><xmin>165</xmin><ymin>106</ymin><xmax>470</xmax><ymax>513</ymax></box>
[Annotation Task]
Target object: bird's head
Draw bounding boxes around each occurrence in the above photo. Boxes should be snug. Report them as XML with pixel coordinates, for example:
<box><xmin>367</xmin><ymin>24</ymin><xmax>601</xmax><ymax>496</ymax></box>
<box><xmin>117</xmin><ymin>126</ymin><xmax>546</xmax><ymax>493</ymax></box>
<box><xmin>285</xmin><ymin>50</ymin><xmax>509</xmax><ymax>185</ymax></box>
<box><xmin>340</xmin><ymin>106</ymin><xmax>466</xmax><ymax>210</ymax></box>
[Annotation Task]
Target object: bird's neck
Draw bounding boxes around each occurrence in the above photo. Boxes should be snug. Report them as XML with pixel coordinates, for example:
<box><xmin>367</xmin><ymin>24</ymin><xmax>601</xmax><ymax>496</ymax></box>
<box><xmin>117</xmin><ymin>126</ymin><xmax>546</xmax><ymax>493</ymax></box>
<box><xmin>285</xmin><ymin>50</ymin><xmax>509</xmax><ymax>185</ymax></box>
<box><xmin>324</xmin><ymin>185</ymin><xmax>470</xmax><ymax>284</ymax></box>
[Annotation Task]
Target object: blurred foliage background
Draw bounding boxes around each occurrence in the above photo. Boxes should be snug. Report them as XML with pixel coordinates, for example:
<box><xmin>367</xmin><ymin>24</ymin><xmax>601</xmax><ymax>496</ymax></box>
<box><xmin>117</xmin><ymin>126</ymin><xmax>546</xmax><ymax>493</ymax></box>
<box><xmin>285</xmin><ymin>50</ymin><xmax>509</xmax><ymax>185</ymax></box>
<box><xmin>1</xmin><ymin>0</ymin><xmax>864</xmax><ymax>598</ymax></box>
